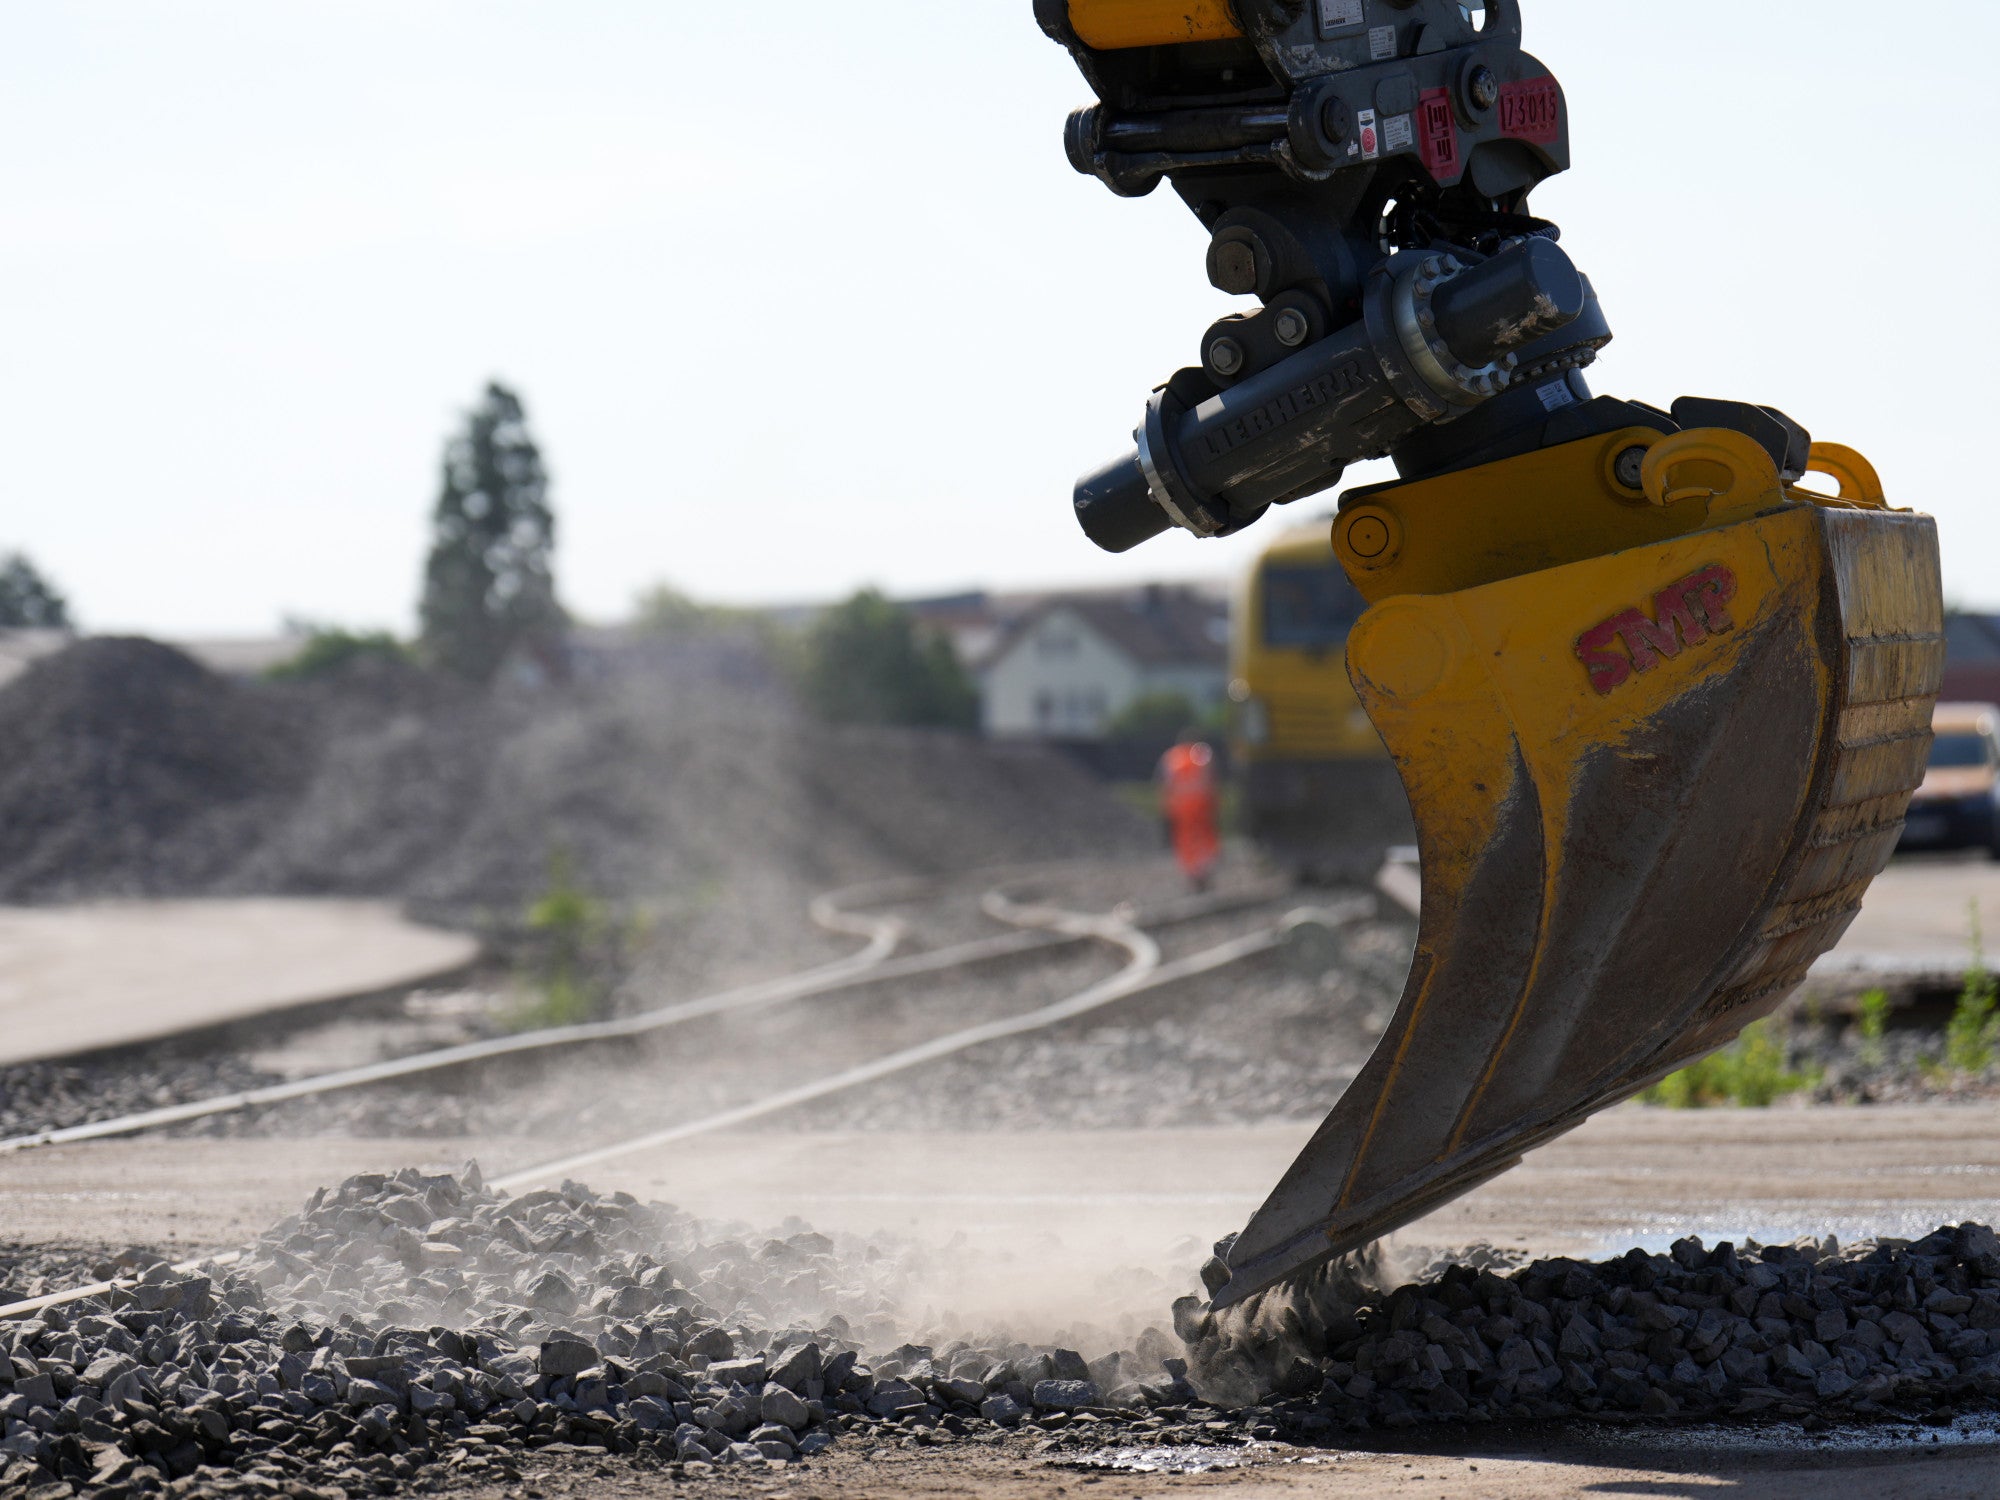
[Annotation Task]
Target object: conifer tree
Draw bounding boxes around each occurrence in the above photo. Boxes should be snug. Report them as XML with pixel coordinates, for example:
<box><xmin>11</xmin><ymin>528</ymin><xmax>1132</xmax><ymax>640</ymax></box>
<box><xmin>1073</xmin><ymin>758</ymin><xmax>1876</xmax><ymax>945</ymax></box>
<box><xmin>0</xmin><ymin>553</ymin><xmax>71</xmax><ymax>629</ymax></box>
<box><xmin>418</xmin><ymin>382</ymin><xmax>561</xmax><ymax>683</ymax></box>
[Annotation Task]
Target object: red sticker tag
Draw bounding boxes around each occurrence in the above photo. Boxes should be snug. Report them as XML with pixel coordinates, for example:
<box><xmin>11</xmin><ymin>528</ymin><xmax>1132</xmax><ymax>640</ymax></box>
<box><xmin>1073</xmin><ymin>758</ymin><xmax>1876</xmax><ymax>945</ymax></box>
<box><xmin>1498</xmin><ymin>76</ymin><xmax>1561</xmax><ymax>144</ymax></box>
<box><xmin>1418</xmin><ymin>87</ymin><xmax>1459</xmax><ymax>178</ymax></box>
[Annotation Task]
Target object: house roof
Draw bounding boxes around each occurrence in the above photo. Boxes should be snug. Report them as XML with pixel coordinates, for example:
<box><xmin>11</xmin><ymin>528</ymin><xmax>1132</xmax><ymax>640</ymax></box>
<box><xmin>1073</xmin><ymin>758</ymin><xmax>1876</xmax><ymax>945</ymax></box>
<box><xmin>982</xmin><ymin>586</ymin><xmax>1228</xmax><ymax>673</ymax></box>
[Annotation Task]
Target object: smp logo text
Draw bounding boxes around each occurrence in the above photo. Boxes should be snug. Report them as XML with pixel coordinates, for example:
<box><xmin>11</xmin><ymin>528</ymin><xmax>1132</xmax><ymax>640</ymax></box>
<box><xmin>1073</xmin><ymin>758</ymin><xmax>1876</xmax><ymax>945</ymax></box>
<box><xmin>1575</xmin><ymin>565</ymin><xmax>1739</xmax><ymax>696</ymax></box>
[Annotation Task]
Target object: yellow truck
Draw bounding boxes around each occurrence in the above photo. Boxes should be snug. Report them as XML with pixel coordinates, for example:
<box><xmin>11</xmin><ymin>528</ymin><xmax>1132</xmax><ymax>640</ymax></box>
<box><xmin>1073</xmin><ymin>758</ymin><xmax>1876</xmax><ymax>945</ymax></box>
<box><xmin>1229</xmin><ymin>520</ymin><xmax>1413</xmax><ymax>881</ymax></box>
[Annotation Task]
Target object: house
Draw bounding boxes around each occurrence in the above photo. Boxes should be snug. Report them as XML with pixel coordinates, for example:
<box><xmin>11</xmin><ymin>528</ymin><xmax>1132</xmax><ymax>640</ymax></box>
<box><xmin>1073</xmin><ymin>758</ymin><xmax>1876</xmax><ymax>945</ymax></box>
<box><xmin>1943</xmin><ymin>613</ymin><xmax>2000</xmax><ymax>707</ymax></box>
<box><xmin>903</xmin><ymin>591</ymin><xmax>1005</xmax><ymax>670</ymax></box>
<box><xmin>978</xmin><ymin>585</ymin><xmax>1229</xmax><ymax>739</ymax></box>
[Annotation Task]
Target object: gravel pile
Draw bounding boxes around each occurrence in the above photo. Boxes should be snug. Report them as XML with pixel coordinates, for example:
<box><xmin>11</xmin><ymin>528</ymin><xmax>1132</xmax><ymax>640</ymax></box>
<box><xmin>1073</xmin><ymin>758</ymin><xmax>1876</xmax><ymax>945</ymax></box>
<box><xmin>1178</xmin><ymin>1223</ymin><xmax>2000</xmax><ymax>1437</ymax></box>
<box><xmin>11</xmin><ymin>1162</ymin><xmax>2000</xmax><ymax>1498</ymax></box>
<box><xmin>0</xmin><ymin>640</ymin><xmax>313</xmax><ymax>901</ymax></box>
<box><xmin>0</xmin><ymin>1059</ymin><xmax>280</xmax><ymax>1144</ymax></box>
<box><xmin>0</xmin><ymin>636</ymin><xmax>1146</xmax><ymax>925</ymax></box>
<box><xmin>0</xmin><ymin>1167</ymin><xmax>1207</xmax><ymax>1498</ymax></box>
<box><xmin>9</xmin><ymin>1165</ymin><xmax>2000</xmax><ymax>1500</ymax></box>
<box><xmin>0</xmin><ymin>1250</ymin><xmax>165</xmax><ymax>1312</ymax></box>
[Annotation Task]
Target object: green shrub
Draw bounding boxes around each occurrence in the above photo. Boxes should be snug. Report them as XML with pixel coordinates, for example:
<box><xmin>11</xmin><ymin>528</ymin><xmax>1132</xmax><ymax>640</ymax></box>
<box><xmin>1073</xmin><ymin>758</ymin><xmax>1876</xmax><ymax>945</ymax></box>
<box><xmin>1642</xmin><ymin>1020</ymin><xmax>1815</xmax><ymax>1108</ymax></box>
<box><xmin>795</xmin><ymin>590</ymin><xmax>978</xmax><ymax>730</ymax></box>
<box><xmin>266</xmin><ymin>627</ymin><xmax>409</xmax><ymax>681</ymax></box>
<box><xmin>514</xmin><ymin>849</ymin><xmax>620</xmax><ymax>1028</ymax></box>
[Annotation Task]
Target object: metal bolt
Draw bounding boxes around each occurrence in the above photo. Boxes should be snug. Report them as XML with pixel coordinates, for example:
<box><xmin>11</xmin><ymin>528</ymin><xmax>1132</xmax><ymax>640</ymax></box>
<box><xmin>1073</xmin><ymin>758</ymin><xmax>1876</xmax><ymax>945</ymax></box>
<box><xmin>1208</xmin><ymin>338</ymin><xmax>1245</xmax><ymax>377</ymax></box>
<box><xmin>1273</xmin><ymin>308</ymin><xmax>1310</xmax><ymax>347</ymax></box>
<box><xmin>1613</xmin><ymin>444</ymin><xmax>1649</xmax><ymax>491</ymax></box>
<box><xmin>1211</xmin><ymin>240</ymin><xmax>1258</xmax><ymax>296</ymax></box>
<box><xmin>1319</xmin><ymin>96</ymin><xmax>1351</xmax><ymax>144</ymax></box>
<box><xmin>1468</xmin><ymin>65</ymin><xmax>1499</xmax><ymax>111</ymax></box>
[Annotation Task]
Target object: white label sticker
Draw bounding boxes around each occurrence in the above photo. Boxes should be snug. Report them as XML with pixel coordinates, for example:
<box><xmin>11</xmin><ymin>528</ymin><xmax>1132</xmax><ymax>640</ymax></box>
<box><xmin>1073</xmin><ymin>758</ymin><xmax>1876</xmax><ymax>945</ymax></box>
<box><xmin>1369</xmin><ymin>24</ymin><xmax>1398</xmax><ymax>60</ymax></box>
<box><xmin>1356</xmin><ymin>108</ymin><xmax>1379</xmax><ymax>160</ymax></box>
<box><xmin>1537</xmin><ymin>380</ymin><xmax>1577</xmax><ymax>412</ymax></box>
<box><xmin>1318</xmin><ymin>0</ymin><xmax>1365</xmax><ymax>31</ymax></box>
<box><xmin>1383</xmin><ymin>113</ymin><xmax>1413</xmax><ymax>152</ymax></box>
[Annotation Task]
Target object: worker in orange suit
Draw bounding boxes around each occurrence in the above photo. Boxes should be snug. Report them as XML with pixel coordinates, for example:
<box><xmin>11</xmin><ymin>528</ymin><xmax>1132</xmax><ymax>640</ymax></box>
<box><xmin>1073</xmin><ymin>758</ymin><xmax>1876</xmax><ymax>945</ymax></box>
<box><xmin>1157</xmin><ymin>730</ymin><xmax>1221</xmax><ymax>892</ymax></box>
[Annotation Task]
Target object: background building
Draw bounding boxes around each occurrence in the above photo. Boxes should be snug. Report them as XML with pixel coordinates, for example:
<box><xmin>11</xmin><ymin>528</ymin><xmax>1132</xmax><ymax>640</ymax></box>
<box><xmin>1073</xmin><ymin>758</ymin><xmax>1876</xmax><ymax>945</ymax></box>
<box><xmin>977</xmin><ymin>585</ymin><xmax>1229</xmax><ymax>740</ymax></box>
<box><xmin>1943</xmin><ymin>613</ymin><xmax>2000</xmax><ymax>706</ymax></box>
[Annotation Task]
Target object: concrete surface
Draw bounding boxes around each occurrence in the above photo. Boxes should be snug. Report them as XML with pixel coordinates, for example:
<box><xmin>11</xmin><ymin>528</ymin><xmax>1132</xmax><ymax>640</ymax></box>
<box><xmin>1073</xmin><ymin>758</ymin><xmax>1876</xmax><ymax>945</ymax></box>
<box><xmin>0</xmin><ymin>899</ymin><xmax>478</xmax><ymax>1065</ymax></box>
<box><xmin>551</xmin><ymin>1105</ymin><xmax>2000</xmax><ymax>1332</ymax></box>
<box><xmin>5</xmin><ymin>1104</ymin><xmax>1997</xmax><ymax>1304</ymax></box>
<box><xmin>575</xmin><ymin>1104</ymin><xmax>2000</xmax><ymax>1264</ymax></box>
<box><xmin>1810</xmin><ymin>853</ymin><xmax>2000</xmax><ymax>993</ymax></box>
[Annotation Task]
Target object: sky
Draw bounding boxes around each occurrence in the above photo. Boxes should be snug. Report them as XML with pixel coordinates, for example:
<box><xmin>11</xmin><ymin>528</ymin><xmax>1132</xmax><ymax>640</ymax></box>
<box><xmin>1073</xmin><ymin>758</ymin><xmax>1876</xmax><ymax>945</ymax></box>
<box><xmin>3</xmin><ymin>0</ymin><xmax>1996</xmax><ymax>636</ymax></box>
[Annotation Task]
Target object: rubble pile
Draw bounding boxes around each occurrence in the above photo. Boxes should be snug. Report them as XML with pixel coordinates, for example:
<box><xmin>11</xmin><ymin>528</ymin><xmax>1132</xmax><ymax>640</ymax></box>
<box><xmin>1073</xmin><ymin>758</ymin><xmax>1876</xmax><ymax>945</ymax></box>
<box><xmin>9</xmin><ymin>1165</ymin><xmax>2000</xmax><ymax>1499</ymax></box>
<box><xmin>0</xmin><ymin>637</ymin><xmax>1145</xmax><ymax>914</ymax></box>
<box><xmin>0</xmin><ymin>1167</ymin><xmax>1201</xmax><ymax>1498</ymax></box>
<box><xmin>0</xmin><ymin>639</ymin><xmax>312</xmax><ymax>901</ymax></box>
<box><xmin>1181</xmin><ymin>1224</ymin><xmax>2000</xmax><ymax>1435</ymax></box>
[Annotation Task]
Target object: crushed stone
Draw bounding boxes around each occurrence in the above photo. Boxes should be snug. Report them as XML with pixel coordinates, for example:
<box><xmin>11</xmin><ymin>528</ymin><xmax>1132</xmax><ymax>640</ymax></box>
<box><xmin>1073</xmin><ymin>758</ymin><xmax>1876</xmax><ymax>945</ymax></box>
<box><xmin>0</xmin><ymin>636</ymin><xmax>1146</xmax><ymax>934</ymax></box>
<box><xmin>5</xmin><ymin>1169</ymin><xmax>2000</xmax><ymax>1499</ymax></box>
<box><xmin>1180</xmin><ymin>1222</ymin><xmax>2000</xmax><ymax>1437</ymax></box>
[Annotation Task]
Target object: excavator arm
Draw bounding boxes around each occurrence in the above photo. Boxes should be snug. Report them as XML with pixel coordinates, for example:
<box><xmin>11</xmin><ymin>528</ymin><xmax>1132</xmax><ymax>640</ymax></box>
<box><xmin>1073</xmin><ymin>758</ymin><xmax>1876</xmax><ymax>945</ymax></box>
<box><xmin>1038</xmin><ymin>0</ymin><xmax>1944</xmax><ymax>1310</ymax></box>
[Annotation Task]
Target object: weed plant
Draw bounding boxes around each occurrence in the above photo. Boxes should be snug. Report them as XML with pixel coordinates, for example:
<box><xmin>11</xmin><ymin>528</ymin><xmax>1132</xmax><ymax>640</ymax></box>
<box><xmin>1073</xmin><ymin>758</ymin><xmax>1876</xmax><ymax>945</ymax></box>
<box><xmin>1944</xmin><ymin>900</ymin><xmax>2000</xmax><ymax>1077</ymax></box>
<box><xmin>511</xmin><ymin>848</ymin><xmax>639</xmax><ymax>1029</ymax></box>
<box><xmin>1855</xmin><ymin>988</ymin><xmax>1890</xmax><ymax>1071</ymax></box>
<box><xmin>1642</xmin><ymin>1019</ymin><xmax>1816</xmax><ymax>1109</ymax></box>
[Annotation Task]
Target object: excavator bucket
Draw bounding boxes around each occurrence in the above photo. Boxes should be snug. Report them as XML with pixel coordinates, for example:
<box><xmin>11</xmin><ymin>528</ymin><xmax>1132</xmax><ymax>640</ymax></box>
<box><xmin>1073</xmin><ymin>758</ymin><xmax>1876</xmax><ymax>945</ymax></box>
<box><xmin>1209</xmin><ymin>425</ymin><xmax>1944</xmax><ymax>1309</ymax></box>
<box><xmin>1028</xmin><ymin>0</ymin><xmax>1947</xmax><ymax>1313</ymax></box>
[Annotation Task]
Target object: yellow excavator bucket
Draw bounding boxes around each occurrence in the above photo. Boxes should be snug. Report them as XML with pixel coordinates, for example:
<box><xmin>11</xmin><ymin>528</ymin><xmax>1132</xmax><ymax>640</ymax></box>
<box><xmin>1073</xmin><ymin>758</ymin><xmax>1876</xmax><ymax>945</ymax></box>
<box><xmin>1031</xmin><ymin>0</ymin><xmax>1947</xmax><ymax>1314</ymax></box>
<box><xmin>1208</xmin><ymin>427</ymin><xmax>1943</xmax><ymax>1307</ymax></box>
